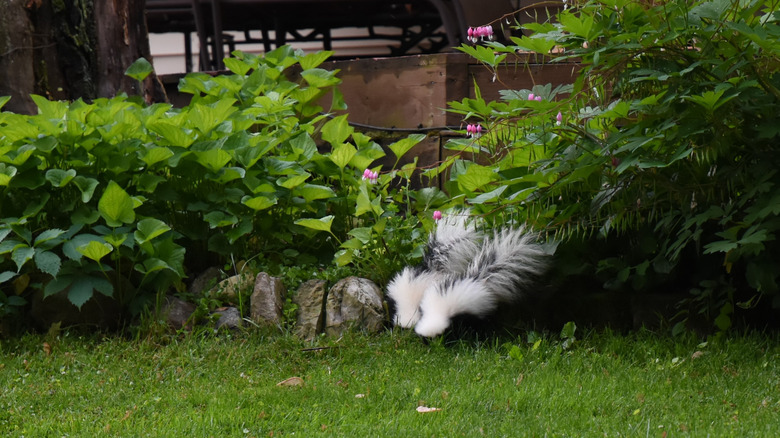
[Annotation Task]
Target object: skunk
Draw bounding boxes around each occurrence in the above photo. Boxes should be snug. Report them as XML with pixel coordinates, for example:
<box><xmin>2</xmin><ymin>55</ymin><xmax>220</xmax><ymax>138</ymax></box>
<box><xmin>413</xmin><ymin>227</ymin><xmax>547</xmax><ymax>338</ymax></box>
<box><xmin>385</xmin><ymin>212</ymin><xmax>482</xmax><ymax>328</ymax></box>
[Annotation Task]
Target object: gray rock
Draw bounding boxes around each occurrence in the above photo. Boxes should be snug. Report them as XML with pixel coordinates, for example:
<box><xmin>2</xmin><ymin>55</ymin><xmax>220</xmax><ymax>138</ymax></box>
<box><xmin>250</xmin><ymin>272</ymin><xmax>286</xmax><ymax>325</ymax></box>
<box><xmin>213</xmin><ymin>306</ymin><xmax>243</xmax><ymax>330</ymax></box>
<box><xmin>208</xmin><ymin>271</ymin><xmax>255</xmax><ymax>300</ymax></box>
<box><xmin>324</xmin><ymin>277</ymin><xmax>385</xmax><ymax>336</ymax></box>
<box><xmin>161</xmin><ymin>295</ymin><xmax>197</xmax><ymax>330</ymax></box>
<box><xmin>293</xmin><ymin>279</ymin><xmax>328</xmax><ymax>340</ymax></box>
<box><xmin>189</xmin><ymin>266</ymin><xmax>221</xmax><ymax>296</ymax></box>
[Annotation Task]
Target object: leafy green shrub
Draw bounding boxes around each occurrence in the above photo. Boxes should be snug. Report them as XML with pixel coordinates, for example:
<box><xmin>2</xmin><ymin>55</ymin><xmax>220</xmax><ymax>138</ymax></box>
<box><xmin>0</xmin><ymin>46</ymin><xmax>446</xmax><ymax>323</ymax></box>
<box><xmin>440</xmin><ymin>0</ymin><xmax>780</xmax><ymax>330</ymax></box>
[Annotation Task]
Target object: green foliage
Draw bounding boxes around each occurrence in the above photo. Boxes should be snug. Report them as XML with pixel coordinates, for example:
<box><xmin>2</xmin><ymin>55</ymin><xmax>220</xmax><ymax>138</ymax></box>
<box><xmin>445</xmin><ymin>0</ymin><xmax>780</xmax><ymax>330</ymax></box>
<box><xmin>0</xmin><ymin>46</ymin><xmax>443</xmax><ymax>320</ymax></box>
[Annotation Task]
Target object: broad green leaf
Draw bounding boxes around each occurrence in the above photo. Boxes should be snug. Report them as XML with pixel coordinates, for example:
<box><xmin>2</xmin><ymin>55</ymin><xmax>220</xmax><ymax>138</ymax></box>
<box><xmin>321</xmin><ymin>115</ymin><xmax>353</xmax><ymax>145</ymax></box>
<box><xmin>456</xmin><ymin>163</ymin><xmax>499</xmax><ymax>192</ymax></box>
<box><xmin>135</xmin><ymin>258</ymin><xmax>174</xmax><ymax>275</ymax></box>
<box><xmin>141</xmin><ymin>146</ymin><xmax>174</xmax><ymax>166</ymax></box>
<box><xmin>190</xmin><ymin>100</ymin><xmax>238</xmax><ymax>134</ymax></box>
<box><xmin>98</xmin><ymin>181</ymin><xmax>136</xmax><ymax>227</ymax></box>
<box><xmin>147</xmin><ymin>120</ymin><xmax>195</xmax><ymax>147</ymax></box>
<box><xmin>242</xmin><ymin>195</ymin><xmax>278</xmax><ymax>211</ymax></box>
<box><xmin>34</xmin><ymin>229</ymin><xmax>66</xmax><ymax>247</ymax></box>
<box><xmin>290</xmin><ymin>133</ymin><xmax>317</xmax><ymax>161</ymax></box>
<box><xmin>77</xmin><ymin>240</ymin><xmax>113</xmax><ymax>263</ymax></box>
<box><xmin>135</xmin><ymin>173</ymin><xmax>167</xmax><ymax>193</ymax></box>
<box><xmin>12</xmin><ymin>246</ymin><xmax>35</xmax><ymax>272</ymax></box>
<box><xmin>0</xmin><ymin>164</ymin><xmax>17</xmax><ymax>186</ymax></box>
<box><xmin>67</xmin><ymin>277</ymin><xmax>94</xmax><ymax>309</ymax></box>
<box><xmin>333</xmin><ymin>248</ymin><xmax>354</xmax><ymax>266</ymax></box>
<box><xmin>33</xmin><ymin>136</ymin><xmax>58</xmax><ymax>152</ymax></box>
<box><xmin>31</xmin><ymin>94</ymin><xmax>68</xmax><ymax>119</ymax></box>
<box><xmin>34</xmin><ymin>250</ymin><xmax>61</xmax><ymax>277</ymax></box>
<box><xmin>329</xmin><ymin>143</ymin><xmax>357</xmax><ymax>169</ymax></box>
<box><xmin>0</xmin><ymin>227</ymin><xmax>11</xmax><ymax>243</ymax></box>
<box><xmin>340</xmin><ymin>237</ymin><xmax>364</xmax><ymax>250</ymax></box>
<box><xmin>0</xmin><ymin>240</ymin><xmax>25</xmax><ymax>255</ymax></box>
<box><xmin>125</xmin><ymin>57</ymin><xmax>154</xmax><ymax>81</ymax></box>
<box><xmin>0</xmin><ymin>271</ymin><xmax>15</xmax><ymax>283</ymax></box>
<box><xmin>225</xmin><ymin>218</ymin><xmax>253</xmax><ymax>243</ymax></box>
<box><xmin>44</xmin><ymin>276</ymin><xmax>72</xmax><ymax>298</ymax></box>
<box><xmin>71</xmin><ymin>206</ymin><xmax>101</xmax><ymax>225</ymax></box>
<box><xmin>22</xmin><ymin>194</ymin><xmax>50</xmax><ymax>219</ymax></box>
<box><xmin>0</xmin><ymin>96</ymin><xmax>10</xmax><ymax>111</ymax></box>
<box><xmin>209</xmin><ymin>167</ymin><xmax>246</xmax><ymax>184</ymax></box>
<box><xmin>135</xmin><ymin>218</ymin><xmax>171</xmax><ymax>244</ymax></box>
<box><xmin>355</xmin><ymin>184</ymin><xmax>374</xmax><ymax>217</ymax></box>
<box><xmin>414</xmin><ymin>187</ymin><xmax>449</xmax><ymax>210</ymax></box>
<box><xmin>45</xmin><ymin>169</ymin><xmax>77</xmax><ymax>187</ymax></box>
<box><xmin>223</xmin><ymin>57</ymin><xmax>252</xmax><ymax>75</ymax></box>
<box><xmin>277</xmin><ymin>172</ymin><xmax>310</xmax><ymax>189</ymax></box>
<box><xmin>560</xmin><ymin>321</ymin><xmax>577</xmax><ymax>339</ymax></box>
<box><xmin>508</xmin><ymin>35</ymin><xmax>558</xmax><ymax>54</ymax></box>
<box><xmin>63</xmin><ymin>234</ymin><xmax>103</xmax><ymax>261</ymax></box>
<box><xmin>203</xmin><ymin>211</ymin><xmax>238</xmax><ymax>228</ymax></box>
<box><xmin>103</xmin><ymin>233</ymin><xmax>127</xmax><ymax>248</ymax></box>
<box><xmin>295</xmin><ymin>215</ymin><xmax>334</xmax><ymax>233</ymax></box>
<box><xmin>195</xmin><ymin>148</ymin><xmax>233</xmax><ymax>172</ymax></box>
<box><xmin>347</xmin><ymin>227</ymin><xmax>373</xmax><ymax>244</ymax></box>
<box><xmin>301</xmin><ymin>68</ymin><xmax>340</xmax><ymax>88</ymax></box>
<box><xmin>296</xmin><ymin>184</ymin><xmax>336</xmax><ymax>202</ymax></box>
<box><xmin>151</xmin><ymin>238</ymin><xmax>185</xmax><ymax>278</ymax></box>
<box><xmin>389</xmin><ymin>134</ymin><xmax>426</xmax><ymax>161</ymax></box>
<box><xmin>299</xmin><ymin>51</ymin><xmax>334</xmax><ymax>70</ymax></box>
<box><xmin>467</xmin><ymin>185</ymin><xmax>508</xmax><ymax>204</ymax></box>
<box><xmin>683</xmin><ymin>89</ymin><xmax>737</xmax><ymax>112</ymax></box>
<box><xmin>73</xmin><ymin>176</ymin><xmax>99</xmax><ymax>202</ymax></box>
<box><xmin>0</xmin><ymin>144</ymin><xmax>35</xmax><ymax>166</ymax></box>
<box><xmin>558</xmin><ymin>10</ymin><xmax>595</xmax><ymax>40</ymax></box>
<box><xmin>456</xmin><ymin>44</ymin><xmax>507</xmax><ymax>68</ymax></box>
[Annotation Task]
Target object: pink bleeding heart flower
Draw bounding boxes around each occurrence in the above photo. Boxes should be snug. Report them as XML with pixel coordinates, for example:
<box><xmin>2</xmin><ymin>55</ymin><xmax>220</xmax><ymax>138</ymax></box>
<box><xmin>362</xmin><ymin>168</ymin><xmax>378</xmax><ymax>184</ymax></box>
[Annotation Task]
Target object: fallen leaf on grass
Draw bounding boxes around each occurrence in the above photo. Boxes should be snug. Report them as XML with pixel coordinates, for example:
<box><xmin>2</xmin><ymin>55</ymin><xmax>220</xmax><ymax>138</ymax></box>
<box><xmin>416</xmin><ymin>406</ymin><xmax>442</xmax><ymax>413</ymax></box>
<box><xmin>276</xmin><ymin>376</ymin><xmax>304</xmax><ymax>387</ymax></box>
<box><xmin>354</xmin><ymin>393</ymin><xmax>366</xmax><ymax>398</ymax></box>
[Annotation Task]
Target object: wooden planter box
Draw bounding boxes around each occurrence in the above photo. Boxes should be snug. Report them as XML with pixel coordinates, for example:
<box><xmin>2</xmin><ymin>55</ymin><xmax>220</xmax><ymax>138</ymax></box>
<box><xmin>329</xmin><ymin>52</ymin><xmax>578</xmax><ymax>129</ymax></box>
<box><xmin>324</xmin><ymin>52</ymin><xmax>579</xmax><ymax>184</ymax></box>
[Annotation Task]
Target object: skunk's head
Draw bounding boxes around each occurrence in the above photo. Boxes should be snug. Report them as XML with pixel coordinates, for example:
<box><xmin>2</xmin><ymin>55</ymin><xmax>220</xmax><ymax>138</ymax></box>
<box><xmin>414</xmin><ymin>307</ymin><xmax>451</xmax><ymax>338</ymax></box>
<box><xmin>414</xmin><ymin>277</ymin><xmax>496</xmax><ymax>338</ymax></box>
<box><xmin>385</xmin><ymin>266</ymin><xmax>438</xmax><ymax>328</ymax></box>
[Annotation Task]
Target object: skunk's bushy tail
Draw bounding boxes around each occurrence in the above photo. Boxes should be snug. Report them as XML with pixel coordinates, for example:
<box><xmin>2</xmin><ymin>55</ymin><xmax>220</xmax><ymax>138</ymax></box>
<box><xmin>414</xmin><ymin>227</ymin><xmax>547</xmax><ymax>338</ymax></box>
<box><xmin>424</xmin><ymin>211</ymin><xmax>482</xmax><ymax>273</ymax></box>
<box><xmin>386</xmin><ymin>212</ymin><xmax>482</xmax><ymax>329</ymax></box>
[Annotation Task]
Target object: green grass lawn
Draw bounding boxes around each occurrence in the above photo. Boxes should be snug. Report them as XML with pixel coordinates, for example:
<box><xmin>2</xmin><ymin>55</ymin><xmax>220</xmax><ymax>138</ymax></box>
<box><xmin>1</xmin><ymin>328</ymin><xmax>778</xmax><ymax>437</ymax></box>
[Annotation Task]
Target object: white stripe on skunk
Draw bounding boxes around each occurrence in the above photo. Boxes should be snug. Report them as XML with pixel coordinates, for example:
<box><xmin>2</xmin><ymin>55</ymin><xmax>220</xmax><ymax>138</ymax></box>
<box><xmin>386</xmin><ymin>213</ymin><xmax>547</xmax><ymax>337</ymax></box>
<box><xmin>385</xmin><ymin>212</ymin><xmax>482</xmax><ymax>328</ymax></box>
<box><xmin>412</xmin><ymin>227</ymin><xmax>547</xmax><ymax>338</ymax></box>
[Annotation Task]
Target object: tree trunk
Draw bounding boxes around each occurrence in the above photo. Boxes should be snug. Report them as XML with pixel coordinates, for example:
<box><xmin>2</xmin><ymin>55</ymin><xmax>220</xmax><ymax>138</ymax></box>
<box><xmin>0</xmin><ymin>0</ymin><xmax>166</xmax><ymax>115</ymax></box>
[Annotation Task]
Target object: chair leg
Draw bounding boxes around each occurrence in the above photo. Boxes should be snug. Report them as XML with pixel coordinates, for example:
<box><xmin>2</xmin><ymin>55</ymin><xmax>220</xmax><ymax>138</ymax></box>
<box><xmin>191</xmin><ymin>0</ymin><xmax>212</xmax><ymax>71</ymax></box>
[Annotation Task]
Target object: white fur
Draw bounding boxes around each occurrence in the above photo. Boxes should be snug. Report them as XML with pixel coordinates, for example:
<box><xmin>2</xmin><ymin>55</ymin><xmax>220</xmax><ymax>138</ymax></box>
<box><xmin>413</xmin><ymin>227</ymin><xmax>547</xmax><ymax>337</ymax></box>
<box><xmin>425</xmin><ymin>211</ymin><xmax>483</xmax><ymax>273</ymax></box>
<box><xmin>386</xmin><ymin>211</ymin><xmax>483</xmax><ymax>329</ymax></box>
<box><xmin>386</xmin><ymin>267</ymin><xmax>439</xmax><ymax>328</ymax></box>
<box><xmin>414</xmin><ymin>277</ymin><xmax>494</xmax><ymax>337</ymax></box>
